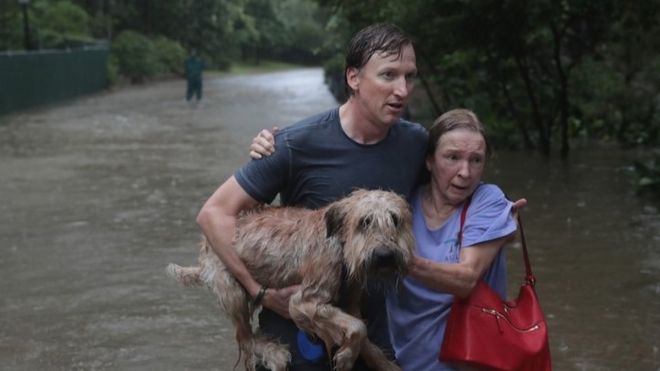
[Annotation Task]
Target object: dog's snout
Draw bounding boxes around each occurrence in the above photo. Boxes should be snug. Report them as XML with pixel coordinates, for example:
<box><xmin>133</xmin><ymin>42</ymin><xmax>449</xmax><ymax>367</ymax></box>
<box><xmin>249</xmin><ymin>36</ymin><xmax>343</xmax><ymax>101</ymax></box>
<box><xmin>372</xmin><ymin>248</ymin><xmax>398</xmax><ymax>268</ymax></box>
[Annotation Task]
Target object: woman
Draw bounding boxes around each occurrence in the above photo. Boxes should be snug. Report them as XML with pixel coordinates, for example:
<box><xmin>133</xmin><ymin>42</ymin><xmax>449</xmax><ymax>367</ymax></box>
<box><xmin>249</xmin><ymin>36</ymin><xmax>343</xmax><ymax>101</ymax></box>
<box><xmin>385</xmin><ymin>109</ymin><xmax>517</xmax><ymax>371</ymax></box>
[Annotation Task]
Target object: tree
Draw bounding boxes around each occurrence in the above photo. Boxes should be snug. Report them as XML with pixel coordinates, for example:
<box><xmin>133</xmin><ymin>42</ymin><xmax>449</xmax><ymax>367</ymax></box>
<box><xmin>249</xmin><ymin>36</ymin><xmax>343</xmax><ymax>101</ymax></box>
<box><xmin>316</xmin><ymin>0</ymin><xmax>633</xmax><ymax>156</ymax></box>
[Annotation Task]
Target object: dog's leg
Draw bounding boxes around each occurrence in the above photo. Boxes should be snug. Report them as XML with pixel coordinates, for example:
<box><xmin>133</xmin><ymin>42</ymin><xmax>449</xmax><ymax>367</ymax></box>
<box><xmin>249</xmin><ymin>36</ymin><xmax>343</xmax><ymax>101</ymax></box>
<box><xmin>344</xmin><ymin>284</ymin><xmax>401</xmax><ymax>371</ymax></box>
<box><xmin>212</xmin><ymin>265</ymin><xmax>290</xmax><ymax>371</ymax></box>
<box><xmin>358</xmin><ymin>342</ymin><xmax>401</xmax><ymax>371</ymax></box>
<box><xmin>212</xmin><ymin>265</ymin><xmax>256</xmax><ymax>370</ymax></box>
<box><xmin>251</xmin><ymin>336</ymin><xmax>290</xmax><ymax>371</ymax></box>
<box><xmin>166</xmin><ymin>264</ymin><xmax>203</xmax><ymax>287</ymax></box>
<box><xmin>289</xmin><ymin>292</ymin><xmax>367</xmax><ymax>371</ymax></box>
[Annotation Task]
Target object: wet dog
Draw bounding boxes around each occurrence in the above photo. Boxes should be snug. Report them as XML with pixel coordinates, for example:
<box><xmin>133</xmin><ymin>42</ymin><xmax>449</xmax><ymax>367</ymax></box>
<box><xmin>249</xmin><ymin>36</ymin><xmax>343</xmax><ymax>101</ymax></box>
<box><xmin>167</xmin><ymin>189</ymin><xmax>414</xmax><ymax>371</ymax></box>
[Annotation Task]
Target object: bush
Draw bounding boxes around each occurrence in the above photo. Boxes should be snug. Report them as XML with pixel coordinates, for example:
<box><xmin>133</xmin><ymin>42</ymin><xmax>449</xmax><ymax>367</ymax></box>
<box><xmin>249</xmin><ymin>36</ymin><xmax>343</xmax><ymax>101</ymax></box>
<box><xmin>323</xmin><ymin>54</ymin><xmax>345</xmax><ymax>103</ymax></box>
<box><xmin>32</xmin><ymin>0</ymin><xmax>94</xmax><ymax>49</ymax></box>
<box><xmin>634</xmin><ymin>153</ymin><xmax>660</xmax><ymax>199</ymax></box>
<box><xmin>0</xmin><ymin>10</ymin><xmax>26</xmax><ymax>50</ymax></box>
<box><xmin>111</xmin><ymin>30</ymin><xmax>160</xmax><ymax>83</ymax></box>
<box><xmin>110</xmin><ymin>31</ymin><xmax>187</xmax><ymax>84</ymax></box>
<box><xmin>152</xmin><ymin>36</ymin><xmax>186</xmax><ymax>76</ymax></box>
<box><xmin>107</xmin><ymin>54</ymin><xmax>119</xmax><ymax>86</ymax></box>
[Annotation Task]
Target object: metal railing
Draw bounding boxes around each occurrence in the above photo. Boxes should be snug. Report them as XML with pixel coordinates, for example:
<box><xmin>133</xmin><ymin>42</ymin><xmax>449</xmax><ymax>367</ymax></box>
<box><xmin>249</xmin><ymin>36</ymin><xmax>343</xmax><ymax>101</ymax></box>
<box><xmin>0</xmin><ymin>42</ymin><xmax>109</xmax><ymax>116</ymax></box>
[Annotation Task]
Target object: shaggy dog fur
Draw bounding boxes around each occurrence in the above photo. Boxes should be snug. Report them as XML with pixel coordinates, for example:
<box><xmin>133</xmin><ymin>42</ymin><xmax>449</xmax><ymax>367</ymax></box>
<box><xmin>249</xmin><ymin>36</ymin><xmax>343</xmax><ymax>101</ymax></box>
<box><xmin>167</xmin><ymin>189</ymin><xmax>415</xmax><ymax>371</ymax></box>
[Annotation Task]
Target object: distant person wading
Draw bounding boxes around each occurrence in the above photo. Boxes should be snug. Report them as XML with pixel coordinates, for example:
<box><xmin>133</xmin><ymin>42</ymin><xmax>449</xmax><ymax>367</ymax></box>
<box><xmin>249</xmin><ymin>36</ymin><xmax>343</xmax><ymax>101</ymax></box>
<box><xmin>185</xmin><ymin>49</ymin><xmax>204</xmax><ymax>104</ymax></box>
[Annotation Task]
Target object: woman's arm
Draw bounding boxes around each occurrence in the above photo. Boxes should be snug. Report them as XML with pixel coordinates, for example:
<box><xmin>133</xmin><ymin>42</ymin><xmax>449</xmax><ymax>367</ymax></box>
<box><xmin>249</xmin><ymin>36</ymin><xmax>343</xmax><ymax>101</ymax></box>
<box><xmin>409</xmin><ymin>235</ymin><xmax>512</xmax><ymax>298</ymax></box>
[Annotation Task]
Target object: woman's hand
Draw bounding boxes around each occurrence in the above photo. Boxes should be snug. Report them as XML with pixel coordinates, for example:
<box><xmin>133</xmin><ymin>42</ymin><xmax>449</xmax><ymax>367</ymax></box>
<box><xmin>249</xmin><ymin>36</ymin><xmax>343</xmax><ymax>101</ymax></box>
<box><xmin>511</xmin><ymin>198</ymin><xmax>527</xmax><ymax>227</ymax></box>
<box><xmin>260</xmin><ymin>284</ymin><xmax>300</xmax><ymax>319</ymax></box>
<box><xmin>249</xmin><ymin>127</ymin><xmax>278</xmax><ymax>159</ymax></box>
<box><xmin>512</xmin><ymin>198</ymin><xmax>527</xmax><ymax>213</ymax></box>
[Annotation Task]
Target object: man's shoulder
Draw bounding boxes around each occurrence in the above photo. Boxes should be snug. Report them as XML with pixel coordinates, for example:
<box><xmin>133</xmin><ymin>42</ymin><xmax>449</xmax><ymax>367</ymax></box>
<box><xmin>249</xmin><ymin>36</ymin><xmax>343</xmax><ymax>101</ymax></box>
<box><xmin>277</xmin><ymin>108</ymin><xmax>339</xmax><ymax>140</ymax></box>
<box><xmin>394</xmin><ymin>119</ymin><xmax>429</xmax><ymax>141</ymax></box>
<box><xmin>286</xmin><ymin>108</ymin><xmax>337</xmax><ymax>128</ymax></box>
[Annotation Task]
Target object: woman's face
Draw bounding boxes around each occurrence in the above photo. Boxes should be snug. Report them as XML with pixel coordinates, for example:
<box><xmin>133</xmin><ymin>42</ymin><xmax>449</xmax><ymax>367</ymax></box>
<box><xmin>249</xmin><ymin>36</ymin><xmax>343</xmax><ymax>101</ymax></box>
<box><xmin>427</xmin><ymin>128</ymin><xmax>486</xmax><ymax>205</ymax></box>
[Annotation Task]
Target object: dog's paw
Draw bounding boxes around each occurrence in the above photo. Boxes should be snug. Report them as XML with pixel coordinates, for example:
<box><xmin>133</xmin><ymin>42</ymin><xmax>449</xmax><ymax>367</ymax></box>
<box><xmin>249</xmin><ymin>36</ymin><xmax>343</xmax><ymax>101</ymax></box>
<box><xmin>333</xmin><ymin>348</ymin><xmax>357</xmax><ymax>371</ymax></box>
<box><xmin>258</xmin><ymin>342</ymin><xmax>290</xmax><ymax>371</ymax></box>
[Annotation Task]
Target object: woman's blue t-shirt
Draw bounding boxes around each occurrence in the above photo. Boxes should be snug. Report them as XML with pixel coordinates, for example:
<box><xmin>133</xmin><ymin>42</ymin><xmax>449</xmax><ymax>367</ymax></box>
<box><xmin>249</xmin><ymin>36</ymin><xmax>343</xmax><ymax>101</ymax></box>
<box><xmin>386</xmin><ymin>184</ymin><xmax>516</xmax><ymax>371</ymax></box>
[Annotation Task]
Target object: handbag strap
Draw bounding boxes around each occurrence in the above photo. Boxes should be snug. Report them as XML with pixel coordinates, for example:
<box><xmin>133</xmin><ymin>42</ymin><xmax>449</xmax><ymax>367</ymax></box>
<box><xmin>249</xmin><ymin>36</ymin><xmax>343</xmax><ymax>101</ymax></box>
<box><xmin>458</xmin><ymin>197</ymin><xmax>536</xmax><ymax>286</ymax></box>
<box><xmin>517</xmin><ymin>214</ymin><xmax>536</xmax><ymax>285</ymax></box>
<box><xmin>457</xmin><ymin>196</ymin><xmax>472</xmax><ymax>246</ymax></box>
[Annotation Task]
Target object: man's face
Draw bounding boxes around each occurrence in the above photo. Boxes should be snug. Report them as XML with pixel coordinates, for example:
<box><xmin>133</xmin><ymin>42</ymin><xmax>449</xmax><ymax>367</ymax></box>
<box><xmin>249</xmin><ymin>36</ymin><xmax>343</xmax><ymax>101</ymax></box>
<box><xmin>347</xmin><ymin>44</ymin><xmax>417</xmax><ymax>128</ymax></box>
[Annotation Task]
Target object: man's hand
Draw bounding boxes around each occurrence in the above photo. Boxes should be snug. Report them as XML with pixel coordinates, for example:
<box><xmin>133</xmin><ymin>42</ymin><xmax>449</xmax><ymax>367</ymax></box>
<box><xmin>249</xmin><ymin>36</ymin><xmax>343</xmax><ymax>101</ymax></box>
<box><xmin>261</xmin><ymin>284</ymin><xmax>300</xmax><ymax>319</ymax></box>
<box><xmin>249</xmin><ymin>127</ymin><xmax>278</xmax><ymax>159</ymax></box>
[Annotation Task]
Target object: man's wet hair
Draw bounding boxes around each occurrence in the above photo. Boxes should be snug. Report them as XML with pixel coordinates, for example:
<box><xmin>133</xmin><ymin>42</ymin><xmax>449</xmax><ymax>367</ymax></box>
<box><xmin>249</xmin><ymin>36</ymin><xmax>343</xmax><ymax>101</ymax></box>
<box><xmin>344</xmin><ymin>23</ymin><xmax>413</xmax><ymax>97</ymax></box>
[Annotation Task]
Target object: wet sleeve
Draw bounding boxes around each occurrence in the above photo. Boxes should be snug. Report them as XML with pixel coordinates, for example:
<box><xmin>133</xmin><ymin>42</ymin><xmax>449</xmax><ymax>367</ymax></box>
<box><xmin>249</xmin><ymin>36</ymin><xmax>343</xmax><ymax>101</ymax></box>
<box><xmin>234</xmin><ymin>132</ymin><xmax>290</xmax><ymax>204</ymax></box>
<box><xmin>461</xmin><ymin>184</ymin><xmax>517</xmax><ymax>247</ymax></box>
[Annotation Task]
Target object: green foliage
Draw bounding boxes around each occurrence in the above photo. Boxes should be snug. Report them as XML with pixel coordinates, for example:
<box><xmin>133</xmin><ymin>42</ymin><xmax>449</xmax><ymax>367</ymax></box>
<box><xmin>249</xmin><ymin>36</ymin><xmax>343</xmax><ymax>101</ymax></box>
<box><xmin>152</xmin><ymin>36</ymin><xmax>186</xmax><ymax>76</ymax></box>
<box><xmin>107</xmin><ymin>54</ymin><xmax>120</xmax><ymax>85</ymax></box>
<box><xmin>277</xmin><ymin>0</ymin><xmax>327</xmax><ymax>63</ymax></box>
<box><xmin>319</xmin><ymin>0</ymin><xmax>660</xmax><ymax>157</ymax></box>
<box><xmin>243</xmin><ymin>0</ymin><xmax>327</xmax><ymax>64</ymax></box>
<box><xmin>0</xmin><ymin>5</ymin><xmax>23</xmax><ymax>50</ymax></box>
<box><xmin>75</xmin><ymin>0</ymin><xmax>328</xmax><ymax>68</ymax></box>
<box><xmin>1</xmin><ymin>0</ymin><xmax>329</xmax><ymax>71</ymax></box>
<box><xmin>109</xmin><ymin>30</ymin><xmax>186</xmax><ymax>83</ymax></box>
<box><xmin>110</xmin><ymin>30</ymin><xmax>161</xmax><ymax>83</ymax></box>
<box><xmin>7</xmin><ymin>0</ymin><xmax>657</xmax><ymax>156</ymax></box>
<box><xmin>634</xmin><ymin>154</ymin><xmax>660</xmax><ymax>198</ymax></box>
<box><xmin>31</xmin><ymin>0</ymin><xmax>94</xmax><ymax>48</ymax></box>
<box><xmin>0</xmin><ymin>0</ymin><xmax>96</xmax><ymax>50</ymax></box>
<box><xmin>323</xmin><ymin>53</ymin><xmax>346</xmax><ymax>102</ymax></box>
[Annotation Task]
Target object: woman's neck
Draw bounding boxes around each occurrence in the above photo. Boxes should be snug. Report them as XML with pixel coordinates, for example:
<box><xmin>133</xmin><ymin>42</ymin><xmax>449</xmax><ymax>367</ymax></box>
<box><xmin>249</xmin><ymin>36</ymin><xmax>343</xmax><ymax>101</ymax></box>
<box><xmin>421</xmin><ymin>184</ymin><xmax>457</xmax><ymax>230</ymax></box>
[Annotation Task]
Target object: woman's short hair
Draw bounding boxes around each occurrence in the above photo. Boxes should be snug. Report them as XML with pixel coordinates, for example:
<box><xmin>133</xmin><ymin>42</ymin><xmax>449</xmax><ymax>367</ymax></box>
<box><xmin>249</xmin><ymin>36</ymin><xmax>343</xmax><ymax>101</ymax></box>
<box><xmin>426</xmin><ymin>109</ymin><xmax>490</xmax><ymax>158</ymax></box>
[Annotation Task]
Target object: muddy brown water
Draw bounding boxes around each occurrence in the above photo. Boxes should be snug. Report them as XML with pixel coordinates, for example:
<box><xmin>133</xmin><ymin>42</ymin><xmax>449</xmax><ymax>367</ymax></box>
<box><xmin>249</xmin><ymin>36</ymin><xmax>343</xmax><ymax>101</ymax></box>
<box><xmin>1</xmin><ymin>68</ymin><xmax>658</xmax><ymax>370</ymax></box>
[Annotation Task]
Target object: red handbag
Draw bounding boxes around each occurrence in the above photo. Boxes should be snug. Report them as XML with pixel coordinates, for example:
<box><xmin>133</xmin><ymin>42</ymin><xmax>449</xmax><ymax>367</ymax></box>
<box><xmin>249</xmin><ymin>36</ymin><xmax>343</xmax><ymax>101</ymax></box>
<box><xmin>439</xmin><ymin>201</ymin><xmax>552</xmax><ymax>371</ymax></box>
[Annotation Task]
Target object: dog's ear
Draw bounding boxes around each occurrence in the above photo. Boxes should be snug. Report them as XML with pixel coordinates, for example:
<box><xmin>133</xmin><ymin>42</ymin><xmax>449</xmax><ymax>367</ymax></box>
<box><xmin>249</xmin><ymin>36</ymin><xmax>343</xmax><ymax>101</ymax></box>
<box><xmin>325</xmin><ymin>204</ymin><xmax>345</xmax><ymax>239</ymax></box>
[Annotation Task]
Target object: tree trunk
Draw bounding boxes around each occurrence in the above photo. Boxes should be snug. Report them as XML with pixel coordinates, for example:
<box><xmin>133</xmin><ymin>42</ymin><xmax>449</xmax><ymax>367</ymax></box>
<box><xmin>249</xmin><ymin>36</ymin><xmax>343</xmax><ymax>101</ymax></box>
<box><xmin>551</xmin><ymin>23</ymin><xmax>570</xmax><ymax>158</ymax></box>
<box><xmin>417</xmin><ymin>72</ymin><xmax>442</xmax><ymax>118</ymax></box>
<box><xmin>514</xmin><ymin>54</ymin><xmax>550</xmax><ymax>155</ymax></box>
<box><xmin>496</xmin><ymin>68</ymin><xmax>534</xmax><ymax>150</ymax></box>
<box><xmin>143</xmin><ymin>0</ymin><xmax>151</xmax><ymax>35</ymax></box>
<box><xmin>417</xmin><ymin>48</ymin><xmax>449</xmax><ymax>115</ymax></box>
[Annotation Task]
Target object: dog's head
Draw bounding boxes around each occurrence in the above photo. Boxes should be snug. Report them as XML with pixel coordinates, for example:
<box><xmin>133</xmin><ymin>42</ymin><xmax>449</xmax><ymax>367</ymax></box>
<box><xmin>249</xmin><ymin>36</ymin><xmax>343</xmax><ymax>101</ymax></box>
<box><xmin>325</xmin><ymin>189</ymin><xmax>415</xmax><ymax>284</ymax></box>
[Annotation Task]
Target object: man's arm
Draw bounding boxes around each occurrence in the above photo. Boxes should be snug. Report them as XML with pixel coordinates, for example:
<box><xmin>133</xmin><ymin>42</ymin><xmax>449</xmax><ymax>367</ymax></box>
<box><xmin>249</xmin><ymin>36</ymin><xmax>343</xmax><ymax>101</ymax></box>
<box><xmin>196</xmin><ymin>175</ymin><xmax>297</xmax><ymax>317</ymax></box>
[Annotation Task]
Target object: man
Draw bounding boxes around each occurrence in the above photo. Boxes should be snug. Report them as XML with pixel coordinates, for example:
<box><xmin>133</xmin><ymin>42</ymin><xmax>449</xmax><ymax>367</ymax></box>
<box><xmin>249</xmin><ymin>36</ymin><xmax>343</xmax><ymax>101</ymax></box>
<box><xmin>196</xmin><ymin>23</ymin><xmax>427</xmax><ymax>370</ymax></box>
<box><xmin>185</xmin><ymin>49</ymin><xmax>204</xmax><ymax>104</ymax></box>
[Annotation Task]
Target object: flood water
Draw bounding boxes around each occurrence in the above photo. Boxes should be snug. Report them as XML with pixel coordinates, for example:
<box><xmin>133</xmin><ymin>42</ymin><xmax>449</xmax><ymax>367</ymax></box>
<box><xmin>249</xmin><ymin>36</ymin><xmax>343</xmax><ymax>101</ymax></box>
<box><xmin>0</xmin><ymin>68</ymin><xmax>658</xmax><ymax>371</ymax></box>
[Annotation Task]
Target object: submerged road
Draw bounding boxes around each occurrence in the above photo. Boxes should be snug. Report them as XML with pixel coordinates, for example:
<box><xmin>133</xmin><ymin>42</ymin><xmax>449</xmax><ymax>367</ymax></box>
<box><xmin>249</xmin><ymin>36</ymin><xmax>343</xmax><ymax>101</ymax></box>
<box><xmin>0</xmin><ymin>68</ymin><xmax>336</xmax><ymax>370</ymax></box>
<box><xmin>1</xmin><ymin>68</ymin><xmax>659</xmax><ymax>370</ymax></box>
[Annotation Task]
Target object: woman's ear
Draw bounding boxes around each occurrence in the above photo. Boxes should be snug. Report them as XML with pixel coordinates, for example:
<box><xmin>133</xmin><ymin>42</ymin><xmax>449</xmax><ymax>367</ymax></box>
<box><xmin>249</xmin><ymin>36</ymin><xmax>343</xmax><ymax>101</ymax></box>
<box><xmin>425</xmin><ymin>155</ymin><xmax>434</xmax><ymax>172</ymax></box>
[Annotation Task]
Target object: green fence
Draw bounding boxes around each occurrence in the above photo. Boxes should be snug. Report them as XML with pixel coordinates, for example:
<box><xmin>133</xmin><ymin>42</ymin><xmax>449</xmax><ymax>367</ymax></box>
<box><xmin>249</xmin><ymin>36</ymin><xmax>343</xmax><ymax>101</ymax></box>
<box><xmin>0</xmin><ymin>45</ymin><xmax>108</xmax><ymax>116</ymax></box>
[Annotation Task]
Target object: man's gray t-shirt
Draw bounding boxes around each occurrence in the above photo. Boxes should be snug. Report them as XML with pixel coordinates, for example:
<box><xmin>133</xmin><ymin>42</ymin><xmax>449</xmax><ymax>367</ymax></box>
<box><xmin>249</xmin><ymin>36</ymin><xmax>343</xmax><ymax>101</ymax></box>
<box><xmin>234</xmin><ymin>107</ymin><xmax>428</xmax><ymax>362</ymax></box>
<box><xmin>236</xmin><ymin>108</ymin><xmax>428</xmax><ymax>207</ymax></box>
